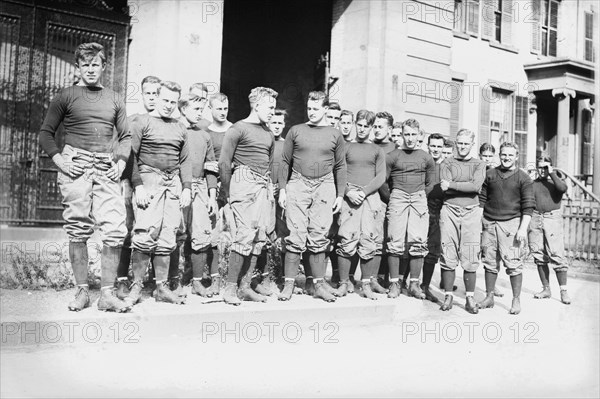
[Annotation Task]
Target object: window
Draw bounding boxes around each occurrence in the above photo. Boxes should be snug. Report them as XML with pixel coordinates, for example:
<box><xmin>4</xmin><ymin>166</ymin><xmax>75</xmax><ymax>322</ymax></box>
<box><xmin>541</xmin><ymin>0</ymin><xmax>558</xmax><ymax>56</ymax></box>
<box><xmin>514</xmin><ymin>96</ymin><xmax>529</xmax><ymax>167</ymax></box>
<box><xmin>454</xmin><ymin>0</ymin><xmax>480</xmax><ymax>36</ymax></box>
<box><xmin>449</xmin><ymin>79</ymin><xmax>463</xmax><ymax>138</ymax></box>
<box><xmin>489</xmin><ymin>90</ymin><xmax>512</xmax><ymax>148</ymax></box>
<box><xmin>482</xmin><ymin>0</ymin><xmax>512</xmax><ymax>44</ymax></box>
<box><xmin>584</xmin><ymin>11</ymin><xmax>595</xmax><ymax>62</ymax></box>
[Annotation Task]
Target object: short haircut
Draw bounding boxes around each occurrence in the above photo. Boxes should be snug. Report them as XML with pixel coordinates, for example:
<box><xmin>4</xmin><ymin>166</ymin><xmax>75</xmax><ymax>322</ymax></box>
<box><xmin>74</xmin><ymin>42</ymin><xmax>105</xmax><ymax>64</ymax></box>
<box><xmin>189</xmin><ymin>83</ymin><xmax>208</xmax><ymax>93</ymax></box>
<box><xmin>444</xmin><ymin>139</ymin><xmax>454</xmax><ymax>148</ymax></box>
<box><xmin>341</xmin><ymin>110</ymin><xmax>353</xmax><ymax>118</ymax></box>
<box><xmin>209</xmin><ymin>92</ymin><xmax>228</xmax><ymax>105</ymax></box>
<box><xmin>249</xmin><ymin>86</ymin><xmax>278</xmax><ymax>106</ymax></box>
<box><xmin>428</xmin><ymin>133</ymin><xmax>445</xmax><ymax>145</ymax></box>
<box><xmin>537</xmin><ymin>155</ymin><xmax>553</xmax><ymax>164</ymax></box>
<box><xmin>479</xmin><ymin>143</ymin><xmax>496</xmax><ymax>154</ymax></box>
<box><xmin>178</xmin><ymin>93</ymin><xmax>201</xmax><ymax>111</ymax></box>
<box><xmin>274</xmin><ymin>108</ymin><xmax>288</xmax><ymax>118</ymax></box>
<box><xmin>307</xmin><ymin>91</ymin><xmax>329</xmax><ymax>107</ymax></box>
<box><xmin>375</xmin><ymin>111</ymin><xmax>394</xmax><ymax>127</ymax></box>
<box><xmin>402</xmin><ymin>118</ymin><xmax>420</xmax><ymax>130</ymax></box>
<box><xmin>355</xmin><ymin>109</ymin><xmax>375</xmax><ymax>125</ymax></box>
<box><xmin>456</xmin><ymin>128</ymin><xmax>475</xmax><ymax>142</ymax></box>
<box><xmin>158</xmin><ymin>81</ymin><xmax>182</xmax><ymax>95</ymax></box>
<box><xmin>499</xmin><ymin>142</ymin><xmax>519</xmax><ymax>154</ymax></box>
<box><xmin>141</xmin><ymin>75</ymin><xmax>161</xmax><ymax>87</ymax></box>
<box><xmin>392</xmin><ymin>122</ymin><xmax>403</xmax><ymax>129</ymax></box>
<box><xmin>328</xmin><ymin>102</ymin><xmax>341</xmax><ymax>111</ymax></box>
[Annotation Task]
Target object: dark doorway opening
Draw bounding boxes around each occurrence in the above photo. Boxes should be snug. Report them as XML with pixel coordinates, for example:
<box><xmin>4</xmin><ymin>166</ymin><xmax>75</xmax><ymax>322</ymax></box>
<box><xmin>220</xmin><ymin>0</ymin><xmax>333</xmax><ymax>133</ymax></box>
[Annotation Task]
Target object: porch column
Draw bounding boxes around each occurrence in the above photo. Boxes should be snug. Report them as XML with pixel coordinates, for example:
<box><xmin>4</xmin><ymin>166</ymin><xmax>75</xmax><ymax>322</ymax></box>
<box><xmin>552</xmin><ymin>88</ymin><xmax>576</xmax><ymax>171</ymax></box>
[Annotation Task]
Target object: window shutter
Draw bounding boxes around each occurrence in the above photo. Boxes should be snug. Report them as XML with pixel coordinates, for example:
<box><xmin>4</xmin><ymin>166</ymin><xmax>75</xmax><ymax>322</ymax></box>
<box><xmin>466</xmin><ymin>0</ymin><xmax>480</xmax><ymax>36</ymax></box>
<box><xmin>549</xmin><ymin>0</ymin><xmax>558</xmax><ymax>56</ymax></box>
<box><xmin>479</xmin><ymin>86</ymin><xmax>491</xmax><ymax>144</ymax></box>
<box><xmin>530</xmin><ymin>0</ymin><xmax>541</xmax><ymax>53</ymax></box>
<box><xmin>501</xmin><ymin>0</ymin><xmax>513</xmax><ymax>44</ymax></box>
<box><xmin>450</xmin><ymin>80</ymin><xmax>463</xmax><ymax>138</ymax></box>
<box><xmin>584</xmin><ymin>11</ymin><xmax>594</xmax><ymax>62</ymax></box>
<box><xmin>481</xmin><ymin>0</ymin><xmax>495</xmax><ymax>40</ymax></box>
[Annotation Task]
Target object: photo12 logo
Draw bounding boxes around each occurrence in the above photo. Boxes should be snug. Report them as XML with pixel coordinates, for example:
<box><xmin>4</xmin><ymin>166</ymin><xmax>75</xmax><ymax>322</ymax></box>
<box><xmin>201</xmin><ymin>321</ymin><xmax>340</xmax><ymax>344</ymax></box>
<box><xmin>401</xmin><ymin>321</ymin><xmax>540</xmax><ymax>344</ymax></box>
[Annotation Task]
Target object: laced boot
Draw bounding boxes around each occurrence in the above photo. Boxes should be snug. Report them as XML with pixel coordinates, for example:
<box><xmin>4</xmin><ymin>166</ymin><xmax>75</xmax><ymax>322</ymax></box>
<box><xmin>68</xmin><ymin>286</ymin><xmax>90</xmax><ymax>311</ymax></box>
<box><xmin>408</xmin><ymin>280</ymin><xmax>425</xmax><ymax>299</ymax></box>
<box><xmin>479</xmin><ymin>293</ymin><xmax>495</xmax><ymax>309</ymax></box>
<box><xmin>420</xmin><ymin>284</ymin><xmax>437</xmax><ymax>303</ymax></box>
<box><xmin>278</xmin><ymin>279</ymin><xmax>295</xmax><ymax>301</ymax></box>
<box><xmin>238</xmin><ymin>279</ymin><xmax>267</xmax><ymax>302</ymax></box>
<box><xmin>254</xmin><ymin>274</ymin><xmax>273</xmax><ymax>296</ymax></box>
<box><xmin>169</xmin><ymin>276</ymin><xmax>187</xmax><ymax>298</ymax></box>
<box><xmin>493</xmin><ymin>287</ymin><xmax>504</xmax><ymax>297</ymax></box>
<box><xmin>303</xmin><ymin>277</ymin><xmax>316</xmax><ymax>296</ymax></box>
<box><xmin>115</xmin><ymin>277</ymin><xmax>130</xmax><ymax>300</ymax></box>
<box><xmin>465</xmin><ymin>296</ymin><xmax>479</xmax><ymax>314</ymax></box>
<box><xmin>347</xmin><ymin>276</ymin><xmax>356</xmax><ymax>294</ymax></box>
<box><xmin>222</xmin><ymin>282</ymin><xmax>241</xmax><ymax>306</ymax></box>
<box><xmin>191</xmin><ymin>278</ymin><xmax>212</xmax><ymax>297</ymax></box>
<box><xmin>98</xmin><ymin>287</ymin><xmax>132</xmax><ymax>312</ymax></box>
<box><xmin>509</xmin><ymin>297</ymin><xmax>521</xmax><ymax>315</ymax></box>
<box><xmin>336</xmin><ymin>280</ymin><xmax>350</xmax><ymax>297</ymax></box>
<box><xmin>440</xmin><ymin>294</ymin><xmax>453</xmax><ymax>311</ymax></box>
<box><xmin>313</xmin><ymin>280</ymin><xmax>336</xmax><ymax>302</ymax></box>
<box><xmin>361</xmin><ymin>281</ymin><xmax>378</xmax><ymax>300</ymax></box>
<box><xmin>154</xmin><ymin>281</ymin><xmax>186</xmax><ymax>304</ymax></box>
<box><xmin>534</xmin><ymin>286</ymin><xmax>551</xmax><ymax>299</ymax></box>
<box><xmin>124</xmin><ymin>281</ymin><xmax>143</xmax><ymax>306</ymax></box>
<box><xmin>209</xmin><ymin>274</ymin><xmax>221</xmax><ymax>296</ymax></box>
<box><xmin>560</xmin><ymin>289</ymin><xmax>571</xmax><ymax>305</ymax></box>
<box><xmin>387</xmin><ymin>281</ymin><xmax>401</xmax><ymax>299</ymax></box>
<box><xmin>322</xmin><ymin>280</ymin><xmax>341</xmax><ymax>297</ymax></box>
<box><xmin>371</xmin><ymin>277</ymin><xmax>388</xmax><ymax>294</ymax></box>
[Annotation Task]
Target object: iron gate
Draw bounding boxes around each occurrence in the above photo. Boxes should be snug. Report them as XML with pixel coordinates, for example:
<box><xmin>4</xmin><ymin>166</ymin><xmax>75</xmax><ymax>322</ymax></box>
<box><xmin>0</xmin><ymin>0</ymin><xmax>129</xmax><ymax>225</ymax></box>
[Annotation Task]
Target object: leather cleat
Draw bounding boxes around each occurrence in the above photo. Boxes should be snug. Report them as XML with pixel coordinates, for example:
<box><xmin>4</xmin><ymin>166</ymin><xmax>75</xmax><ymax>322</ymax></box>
<box><xmin>336</xmin><ymin>280</ymin><xmax>350</xmax><ymax>297</ymax></box>
<box><xmin>303</xmin><ymin>278</ymin><xmax>316</xmax><ymax>296</ymax></box>
<box><xmin>509</xmin><ymin>297</ymin><xmax>521</xmax><ymax>315</ymax></box>
<box><xmin>361</xmin><ymin>282</ymin><xmax>378</xmax><ymax>300</ymax></box>
<box><xmin>314</xmin><ymin>281</ymin><xmax>336</xmax><ymax>302</ymax></box>
<box><xmin>154</xmin><ymin>281</ymin><xmax>186</xmax><ymax>304</ymax></box>
<box><xmin>421</xmin><ymin>284</ymin><xmax>438</xmax><ymax>303</ymax></box>
<box><xmin>347</xmin><ymin>277</ymin><xmax>356</xmax><ymax>293</ymax></box>
<box><xmin>222</xmin><ymin>282</ymin><xmax>241</xmax><ymax>305</ymax></box>
<box><xmin>115</xmin><ymin>277</ymin><xmax>130</xmax><ymax>300</ymax></box>
<box><xmin>322</xmin><ymin>280</ymin><xmax>341</xmax><ymax>297</ymax></box>
<box><xmin>534</xmin><ymin>286</ymin><xmax>551</xmax><ymax>299</ymax></box>
<box><xmin>387</xmin><ymin>281</ymin><xmax>401</xmax><ymax>299</ymax></box>
<box><xmin>440</xmin><ymin>294</ymin><xmax>453</xmax><ymax>311</ymax></box>
<box><xmin>493</xmin><ymin>287</ymin><xmax>504</xmax><ymax>297</ymax></box>
<box><xmin>168</xmin><ymin>277</ymin><xmax>187</xmax><ymax>298</ymax></box>
<box><xmin>278</xmin><ymin>280</ymin><xmax>295</xmax><ymax>301</ymax></box>
<box><xmin>465</xmin><ymin>296</ymin><xmax>479</xmax><ymax>314</ymax></box>
<box><xmin>371</xmin><ymin>277</ymin><xmax>388</xmax><ymax>294</ymax></box>
<box><xmin>254</xmin><ymin>277</ymin><xmax>273</xmax><ymax>296</ymax></box>
<box><xmin>238</xmin><ymin>281</ymin><xmax>267</xmax><ymax>302</ymax></box>
<box><xmin>98</xmin><ymin>287</ymin><xmax>132</xmax><ymax>312</ymax></box>
<box><xmin>191</xmin><ymin>278</ymin><xmax>212</xmax><ymax>297</ymax></box>
<box><xmin>560</xmin><ymin>289</ymin><xmax>571</xmax><ymax>305</ymax></box>
<box><xmin>209</xmin><ymin>275</ymin><xmax>222</xmax><ymax>296</ymax></box>
<box><xmin>478</xmin><ymin>293</ymin><xmax>495</xmax><ymax>309</ymax></box>
<box><xmin>124</xmin><ymin>281</ymin><xmax>143</xmax><ymax>306</ymax></box>
<box><xmin>68</xmin><ymin>286</ymin><xmax>91</xmax><ymax>312</ymax></box>
<box><xmin>408</xmin><ymin>281</ymin><xmax>425</xmax><ymax>299</ymax></box>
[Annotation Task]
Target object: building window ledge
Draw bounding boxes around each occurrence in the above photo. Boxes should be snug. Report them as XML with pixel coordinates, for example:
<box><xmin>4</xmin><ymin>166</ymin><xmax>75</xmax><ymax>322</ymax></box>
<box><xmin>453</xmin><ymin>31</ymin><xmax>470</xmax><ymax>40</ymax></box>
<box><xmin>488</xmin><ymin>40</ymin><xmax>519</xmax><ymax>54</ymax></box>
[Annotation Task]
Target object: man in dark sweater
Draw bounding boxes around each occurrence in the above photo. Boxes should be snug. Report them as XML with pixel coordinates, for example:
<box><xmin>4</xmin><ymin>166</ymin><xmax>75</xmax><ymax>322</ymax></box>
<box><xmin>218</xmin><ymin>87</ymin><xmax>277</xmax><ymax>305</ymax></box>
<box><xmin>479</xmin><ymin>142</ymin><xmax>535</xmax><ymax>314</ymax></box>
<box><xmin>528</xmin><ymin>156</ymin><xmax>571</xmax><ymax>304</ymax></box>
<box><xmin>115</xmin><ymin>75</ymin><xmax>161</xmax><ymax>301</ymax></box>
<box><xmin>335</xmin><ymin>109</ymin><xmax>386</xmax><ymax>300</ymax></box>
<box><xmin>126</xmin><ymin>81</ymin><xmax>192</xmax><ymax>306</ymax></box>
<box><xmin>278</xmin><ymin>91</ymin><xmax>347</xmax><ymax>302</ymax></box>
<box><xmin>177</xmin><ymin>94</ymin><xmax>218</xmax><ymax>298</ymax></box>
<box><xmin>421</xmin><ymin>133</ymin><xmax>445</xmax><ymax>302</ymax></box>
<box><xmin>39</xmin><ymin>42</ymin><xmax>131</xmax><ymax>313</ymax></box>
<box><xmin>385</xmin><ymin>119</ymin><xmax>435</xmax><ymax>299</ymax></box>
<box><xmin>439</xmin><ymin>129</ymin><xmax>486</xmax><ymax>313</ymax></box>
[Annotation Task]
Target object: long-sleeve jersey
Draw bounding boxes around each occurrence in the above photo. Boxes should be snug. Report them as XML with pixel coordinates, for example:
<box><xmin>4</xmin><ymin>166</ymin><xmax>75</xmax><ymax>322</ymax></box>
<box><xmin>206</xmin><ymin>127</ymin><xmax>226</xmax><ymax>160</ymax></box>
<box><xmin>271</xmin><ymin>138</ymin><xmax>285</xmax><ymax>186</ymax></box>
<box><xmin>218</xmin><ymin>120</ymin><xmax>274</xmax><ymax>197</ymax></box>
<box><xmin>39</xmin><ymin>85</ymin><xmax>130</xmax><ymax>162</ymax></box>
<box><xmin>532</xmin><ymin>172</ymin><xmax>568</xmax><ymax>213</ymax></box>
<box><xmin>479</xmin><ymin>167</ymin><xmax>535</xmax><ymax>221</ymax></box>
<box><xmin>344</xmin><ymin>142</ymin><xmax>386</xmax><ymax>196</ymax></box>
<box><xmin>376</xmin><ymin>140</ymin><xmax>398</xmax><ymax>203</ymax></box>
<box><xmin>188</xmin><ymin>126</ymin><xmax>217</xmax><ymax>190</ymax></box>
<box><xmin>130</xmin><ymin>114</ymin><xmax>192</xmax><ymax>189</ymax></box>
<box><xmin>427</xmin><ymin>162</ymin><xmax>443</xmax><ymax>211</ymax></box>
<box><xmin>281</xmin><ymin>123</ymin><xmax>347</xmax><ymax>196</ymax></box>
<box><xmin>440</xmin><ymin>157</ymin><xmax>486</xmax><ymax>207</ymax></box>
<box><xmin>386</xmin><ymin>148</ymin><xmax>435</xmax><ymax>195</ymax></box>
